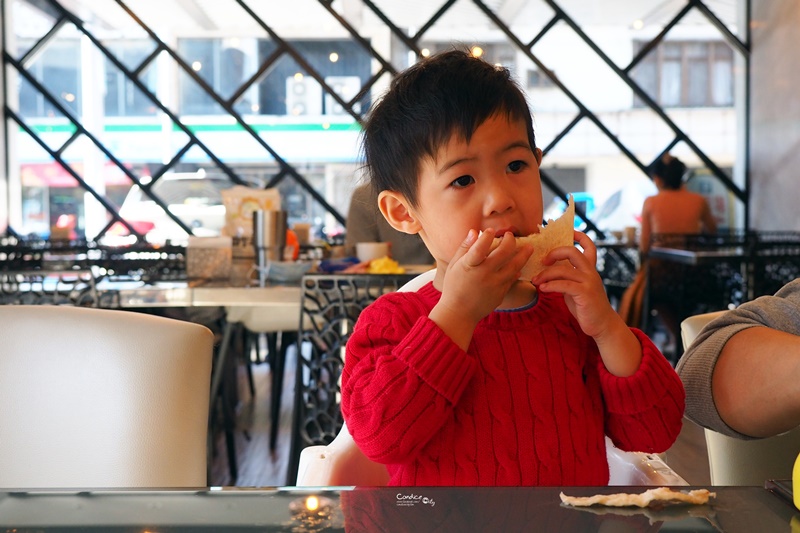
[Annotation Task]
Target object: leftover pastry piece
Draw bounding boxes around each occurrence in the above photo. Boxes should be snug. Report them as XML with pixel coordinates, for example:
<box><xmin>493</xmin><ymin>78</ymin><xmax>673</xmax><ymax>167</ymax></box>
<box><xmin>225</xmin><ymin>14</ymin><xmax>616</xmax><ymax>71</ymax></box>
<box><xmin>559</xmin><ymin>487</ymin><xmax>716</xmax><ymax>508</ymax></box>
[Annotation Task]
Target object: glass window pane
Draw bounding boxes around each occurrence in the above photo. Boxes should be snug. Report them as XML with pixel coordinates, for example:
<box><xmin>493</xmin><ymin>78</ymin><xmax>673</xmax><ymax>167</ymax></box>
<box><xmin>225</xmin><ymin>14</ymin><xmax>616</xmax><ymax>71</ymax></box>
<box><xmin>661</xmin><ymin>61</ymin><xmax>681</xmax><ymax>107</ymax></box>
<box><xmin>18</xmin><ymin>39</ymin><xmax>81</xmax><ymax>118</ymax></box>
<box><xmin>3</xmin><ymin>0</ymin><xmax>748</xmax><ymax>247</ymax></box>
<box><xmin>178</xmin><ymin>39</ymin><xmax>219</xmax><ymax>115</ymax></box>
<box><xmin>713</xmin><ymin>60</ymin><xmax>733</xmax><ymax>106</ymax></box>
<box><xmin>685</xmin><ymin>42</ymin><xmax>707</xmax><ymax>59</ymax></box>
<box><xmin>105</xmin><ymin>41</ymin><xmax>159</xmax><ymax>116</ymax></box>
<box><xmin>688</xmin><ymin>60</ymin><xmax>709</xmax><ymax>106</ymax></box>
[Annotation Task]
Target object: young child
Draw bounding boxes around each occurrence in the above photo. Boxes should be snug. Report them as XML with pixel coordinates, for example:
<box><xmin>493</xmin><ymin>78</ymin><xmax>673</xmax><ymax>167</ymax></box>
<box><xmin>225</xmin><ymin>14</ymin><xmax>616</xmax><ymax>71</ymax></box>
<box><xmin>341</xmin><ymin>49</ymin><xmax>685</xmax><ymax>486</ymax></box>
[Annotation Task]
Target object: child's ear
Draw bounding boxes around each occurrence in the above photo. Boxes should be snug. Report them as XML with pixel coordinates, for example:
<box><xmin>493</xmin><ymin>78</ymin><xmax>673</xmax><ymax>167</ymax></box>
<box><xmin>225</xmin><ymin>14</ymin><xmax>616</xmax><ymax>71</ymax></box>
<box><xmin>534</xmin><ymin>147</ymin><xmax>543</xmax><ymax>165</ymax></box>
<box><xmin>378</xmin><ymin>191</ymin><xmax>421</xmax><ymax>235</ymax></box>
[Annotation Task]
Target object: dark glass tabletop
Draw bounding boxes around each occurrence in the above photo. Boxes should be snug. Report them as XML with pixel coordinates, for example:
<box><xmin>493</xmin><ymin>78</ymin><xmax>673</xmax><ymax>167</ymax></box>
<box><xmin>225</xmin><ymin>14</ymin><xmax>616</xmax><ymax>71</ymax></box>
<box><xmin>0</xmin><ymin>485</ymin><xmax>795</xmax><ymax>532</ymax></box>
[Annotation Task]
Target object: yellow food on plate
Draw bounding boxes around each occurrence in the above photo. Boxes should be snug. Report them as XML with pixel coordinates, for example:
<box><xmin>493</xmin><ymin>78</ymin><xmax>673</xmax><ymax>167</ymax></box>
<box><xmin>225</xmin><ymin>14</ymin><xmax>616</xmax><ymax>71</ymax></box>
<box><xmin>368</xmin><ymin>256</ymin><xmax>406</xmax><ymax>274</ymax></box>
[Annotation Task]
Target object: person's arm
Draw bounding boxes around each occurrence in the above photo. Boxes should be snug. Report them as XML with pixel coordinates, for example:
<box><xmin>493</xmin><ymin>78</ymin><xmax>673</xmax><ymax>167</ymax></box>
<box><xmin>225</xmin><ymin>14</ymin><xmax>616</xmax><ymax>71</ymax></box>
<box><xmin>677</xmin><ymin>278</ymin><xmax>800</xmax><ymax>438</ymax></box>
<box><xmin>639</xmin><ymin>198</ymin><xmax>652</xmax><ymax>254</ymax></box>
<box><xmin>600</xmin><ymin>328</ymin><xmax>686</xmax><ymax>453</ymax></box>
<box><xmin>713</xmin><ymin>326</ymin><xmax>800</xmax><ymax>437</ymax></box>
<box><xmin>342</xmin><ymin>295</ymin><xmax>478</xmax><ymax>464</ymax></box>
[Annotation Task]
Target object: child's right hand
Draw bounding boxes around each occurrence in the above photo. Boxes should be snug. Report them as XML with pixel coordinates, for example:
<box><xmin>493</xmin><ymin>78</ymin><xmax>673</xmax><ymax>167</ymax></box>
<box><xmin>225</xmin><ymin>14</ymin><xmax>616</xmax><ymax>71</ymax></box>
<box><xmin>429</xmin><ymin>229</ymin><xmax>532</xmax><ymax>350</ymax></box>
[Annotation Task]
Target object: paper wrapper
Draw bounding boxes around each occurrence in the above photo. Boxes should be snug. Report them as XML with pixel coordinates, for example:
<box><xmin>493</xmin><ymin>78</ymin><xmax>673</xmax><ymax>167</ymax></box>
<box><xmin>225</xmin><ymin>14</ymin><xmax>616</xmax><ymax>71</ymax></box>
<box><xmin>221</xmin><ymin>186</ymin><xmax>281</xmax><ymax>238</ymax></box>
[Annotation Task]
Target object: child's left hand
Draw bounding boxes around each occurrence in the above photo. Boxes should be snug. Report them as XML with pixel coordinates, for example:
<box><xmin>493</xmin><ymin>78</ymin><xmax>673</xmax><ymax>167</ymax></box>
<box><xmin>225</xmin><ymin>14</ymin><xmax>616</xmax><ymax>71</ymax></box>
<box><xmin>532</xmin><ymin>230</ymin><xmax>616</xmax><ymax>339</ymax></box>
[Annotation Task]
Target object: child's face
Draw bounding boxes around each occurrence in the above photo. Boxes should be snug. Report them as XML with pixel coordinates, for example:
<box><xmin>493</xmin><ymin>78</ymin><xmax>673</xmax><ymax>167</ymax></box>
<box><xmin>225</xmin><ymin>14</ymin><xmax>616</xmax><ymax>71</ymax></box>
<box><xmin>411</xmin><ymin>113</ymin><xmax>544</xmax><ymax>265</ymax></box>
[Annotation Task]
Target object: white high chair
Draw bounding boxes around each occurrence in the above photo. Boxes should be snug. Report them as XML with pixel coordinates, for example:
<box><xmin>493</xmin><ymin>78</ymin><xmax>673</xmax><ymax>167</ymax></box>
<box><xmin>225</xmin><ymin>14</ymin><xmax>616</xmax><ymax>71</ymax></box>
<box><xmin>296</xmin><ymin>269</ymin><xmax>688</xmax><ymax>486</ymax></box>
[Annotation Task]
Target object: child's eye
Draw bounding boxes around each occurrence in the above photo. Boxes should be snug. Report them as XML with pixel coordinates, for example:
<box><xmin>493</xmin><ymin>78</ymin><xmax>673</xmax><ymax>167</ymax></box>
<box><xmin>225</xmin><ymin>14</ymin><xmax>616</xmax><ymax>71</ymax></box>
<box><xmin>507</xmin><ymin>160</ymin><xmax>527</xmax><ymax>173</ymax></box>
<box><xmin>450</xmin><ymin>175</ymin><xmax>474</xmax><ymax>188</ymax></box>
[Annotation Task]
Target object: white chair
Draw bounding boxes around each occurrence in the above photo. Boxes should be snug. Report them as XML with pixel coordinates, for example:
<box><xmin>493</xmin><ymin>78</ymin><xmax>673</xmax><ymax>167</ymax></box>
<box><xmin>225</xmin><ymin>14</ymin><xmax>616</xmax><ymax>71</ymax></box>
<box><xmin>681</xmin><ymin>310</ymin><xmax>800</xmax><ymax>485</ymax></box>
<box><xmin>0</xmin><ymin>305</ymin><xmax>213</xmax><ymax>488</ymax></box>
<box><xmin>296</xmin><ymin>269</ymin><xmax>688</xmax><ymax>486</ymax></box>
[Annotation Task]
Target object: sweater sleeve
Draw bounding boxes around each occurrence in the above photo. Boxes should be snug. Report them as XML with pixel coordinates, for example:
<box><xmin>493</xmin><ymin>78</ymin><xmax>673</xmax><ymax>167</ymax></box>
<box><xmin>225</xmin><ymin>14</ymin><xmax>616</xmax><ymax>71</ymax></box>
<box><xmin>676</xmin><ymin>278</ymin><xmax>800</xmax><ymax>438</ymax></box>
<box><xmin>341</xmin><ymin>293</ymin><xmax>478</xmax><ymax>464</ymax></box>
<box><xmin>600</xmin><ymin>328</ymin><xmax>686</xmax><ymax>453</ymax></box>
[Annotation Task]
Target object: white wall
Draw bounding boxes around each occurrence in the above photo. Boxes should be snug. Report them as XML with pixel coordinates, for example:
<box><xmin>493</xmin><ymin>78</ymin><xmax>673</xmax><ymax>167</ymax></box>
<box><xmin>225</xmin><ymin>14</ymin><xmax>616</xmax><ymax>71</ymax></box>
<box><xmin>0</xmin><ymin>7</ymin><xmax>8</xmax><ymax>234</ymax></box>
<box><xmin>749</xmin><ymin>0</ymin><xmax>800</xmax><ymax>231</ymax></box>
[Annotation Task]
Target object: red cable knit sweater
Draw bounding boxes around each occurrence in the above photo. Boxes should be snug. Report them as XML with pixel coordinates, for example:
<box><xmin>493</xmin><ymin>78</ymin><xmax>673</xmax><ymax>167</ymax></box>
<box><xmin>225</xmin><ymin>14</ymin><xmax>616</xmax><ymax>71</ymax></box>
<box><xmin>341</xmin><ymin>282</ymin><xmax>685</xmax><ymax>486</ymax></box>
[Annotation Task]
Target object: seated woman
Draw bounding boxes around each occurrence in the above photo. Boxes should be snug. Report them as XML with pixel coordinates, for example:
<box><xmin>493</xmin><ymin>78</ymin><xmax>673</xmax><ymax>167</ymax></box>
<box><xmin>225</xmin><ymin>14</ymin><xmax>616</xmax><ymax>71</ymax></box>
<box><xmin>619</xmin><ymin>154</ymin><xmax>717</xmax><ymax>360</ymax></box>
<box><xmin>639</xmin><ymin>154</ymin><xmax>717</xmax><ymax>255</ymax></box>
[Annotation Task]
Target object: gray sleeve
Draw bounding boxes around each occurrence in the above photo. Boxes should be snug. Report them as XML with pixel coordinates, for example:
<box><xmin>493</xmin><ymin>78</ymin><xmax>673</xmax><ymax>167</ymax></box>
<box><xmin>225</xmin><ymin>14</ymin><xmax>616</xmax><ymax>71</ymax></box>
<box><xmin>344</xmin><ymin>184</ymin><xmax>380</xmax><ymax>257</ymax></box>
<box><xmin>343</xmin><ymin>184</ymin><xmax>434</xmax><ymax>265</ymax></box>
<box><xmin>676</xmin><ymin>278</ymin><xmax>800</xmax><ymax>438</ymax></box>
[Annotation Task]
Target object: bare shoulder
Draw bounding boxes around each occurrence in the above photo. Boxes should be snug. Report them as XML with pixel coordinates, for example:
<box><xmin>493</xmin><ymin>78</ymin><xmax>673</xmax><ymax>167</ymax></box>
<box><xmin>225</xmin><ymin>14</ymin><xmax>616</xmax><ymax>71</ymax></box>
<box><xmin>680</xmin><ymin>190</ymin><xmax>708</xmax><ymax>203</ymax></box>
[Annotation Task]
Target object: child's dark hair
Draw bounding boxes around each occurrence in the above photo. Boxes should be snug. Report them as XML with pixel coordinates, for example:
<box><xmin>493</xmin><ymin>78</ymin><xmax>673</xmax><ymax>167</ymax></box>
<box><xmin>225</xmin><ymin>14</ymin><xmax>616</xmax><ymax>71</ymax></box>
<box><xmin>361</xmin><ymin>48</ymin><xmax>536</xmax><ymax>208</ymax></box>
<box><xmin>649</xmin><ymin>154</ymin><xmax>686</xmax><ymax>190</ymax></box>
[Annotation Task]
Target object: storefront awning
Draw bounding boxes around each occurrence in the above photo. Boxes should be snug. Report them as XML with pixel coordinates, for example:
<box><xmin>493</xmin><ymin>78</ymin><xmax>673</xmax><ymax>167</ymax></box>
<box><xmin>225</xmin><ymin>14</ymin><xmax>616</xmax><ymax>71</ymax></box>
<box><xmin>20</xmin><ymin>162</ymin><xmax>133</xmax><ymax>188</ymax></box>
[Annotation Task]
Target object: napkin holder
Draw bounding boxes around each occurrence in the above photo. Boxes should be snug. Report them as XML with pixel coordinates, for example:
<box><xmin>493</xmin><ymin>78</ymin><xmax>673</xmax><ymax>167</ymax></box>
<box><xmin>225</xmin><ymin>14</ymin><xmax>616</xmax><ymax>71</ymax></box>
<box><xmin>186</xmin><ymin>236</ymin><xmax>233</xmax><ymax>280</ymax></box>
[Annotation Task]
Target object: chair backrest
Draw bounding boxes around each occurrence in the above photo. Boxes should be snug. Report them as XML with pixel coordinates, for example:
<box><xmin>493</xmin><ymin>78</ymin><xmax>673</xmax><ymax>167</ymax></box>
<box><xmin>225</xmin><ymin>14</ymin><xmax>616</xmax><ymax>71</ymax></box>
<box><xmin>296</xmin><ymin>270</ymin><xmax>688</xmax><ymax>486</ymax></box>
<box><xmin>681</xmin><ymin>310</ymin><xmax>800</xmax><ymax>485</ymax></box>
<box><xmin>295</xmin><ymin>422</ymin><xmax>687</xmax><ymax>486</ymax></box>
<box><xmin>295</xmin><ymin>422</ymin><xmax>390</xmax><ymax>486</ymax></box>
<box><xmin>680</xmin><ymin>311</ymin><xmax>727</xmax><ymax>353</ymax></box>
<box><xmin>398</xmin><ymin>268</ymin><xmax>436</xmax><ymax>292</ymax></box>
<box><xmin>0</xmin><ymin>305</ymin><xmax>213</xmax><ymax>488</ymax></box>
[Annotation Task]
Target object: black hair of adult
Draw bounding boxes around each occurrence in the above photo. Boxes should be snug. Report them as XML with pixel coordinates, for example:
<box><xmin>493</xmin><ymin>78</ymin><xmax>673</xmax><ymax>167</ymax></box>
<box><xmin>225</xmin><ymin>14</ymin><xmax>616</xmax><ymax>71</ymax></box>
<box><xmin>649</xmin><ymin>154</ymin><xmax>686</xmax><ymax>190</ymax></box>
<box><xmin>361</xmin><ymin>48</ymin><xmax>536</xmax><ymax>208</ymax></box>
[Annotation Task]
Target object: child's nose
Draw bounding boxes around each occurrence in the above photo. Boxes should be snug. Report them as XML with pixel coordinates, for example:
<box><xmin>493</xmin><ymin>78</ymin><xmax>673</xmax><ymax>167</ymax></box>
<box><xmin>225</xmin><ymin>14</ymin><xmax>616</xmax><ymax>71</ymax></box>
<box><xmin>485</xmin><ymin>181</ymin><xmax>515</xmax><ymax>215</ymax></box>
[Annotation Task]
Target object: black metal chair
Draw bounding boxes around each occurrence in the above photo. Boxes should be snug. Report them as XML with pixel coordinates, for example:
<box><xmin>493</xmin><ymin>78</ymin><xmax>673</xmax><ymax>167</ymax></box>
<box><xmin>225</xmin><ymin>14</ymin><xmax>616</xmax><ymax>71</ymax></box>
<box><xmin>285</xmin><ymin>272</ymin><xmax>417</xmax><ymax>485</ymax></box>
<box><xmin>0</xmin><ymin>269</ymin><xmax>99</xmax><ymax>306</ymax></box>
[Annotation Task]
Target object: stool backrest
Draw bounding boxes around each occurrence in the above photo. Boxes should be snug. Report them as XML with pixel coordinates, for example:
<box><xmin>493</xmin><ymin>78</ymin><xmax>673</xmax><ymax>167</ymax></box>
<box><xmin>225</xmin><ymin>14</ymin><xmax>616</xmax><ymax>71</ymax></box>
<box><xmin>0</xmin><ymin>305</ymin><xmax>213</xmax><ymax>488</ymax></box>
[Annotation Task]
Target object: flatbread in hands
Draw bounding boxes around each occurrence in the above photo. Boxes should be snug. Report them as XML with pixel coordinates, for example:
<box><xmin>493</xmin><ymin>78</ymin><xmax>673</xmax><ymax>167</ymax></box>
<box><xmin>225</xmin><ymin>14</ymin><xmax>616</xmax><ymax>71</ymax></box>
<box><xmin>491</xmin><ymin>195</ymin><xmax>575</xmax><ymax>280</ymax></box>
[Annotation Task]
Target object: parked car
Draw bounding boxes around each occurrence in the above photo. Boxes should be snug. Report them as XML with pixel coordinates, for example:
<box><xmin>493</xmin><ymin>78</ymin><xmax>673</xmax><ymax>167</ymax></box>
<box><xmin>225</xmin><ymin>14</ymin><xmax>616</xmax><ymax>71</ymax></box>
<box><xmin>108</xmin><ymin>171</ymin><xmax>234</xmax><ymax>244</ymax></box>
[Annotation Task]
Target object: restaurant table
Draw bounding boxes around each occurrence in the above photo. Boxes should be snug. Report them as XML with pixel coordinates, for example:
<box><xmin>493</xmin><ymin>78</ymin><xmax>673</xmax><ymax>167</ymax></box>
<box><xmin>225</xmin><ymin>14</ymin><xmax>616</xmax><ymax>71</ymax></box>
<box><xmin>94</xmin><ymin>279</ymin><xmax>303</xmax><ymax>412</ymax></box>
<box><xmin>0</xmin><ymin>485</ymin><xmax>795</xmax><ymax>531</ymax></box>
<box><xmin>93</xmin><ymin>278</ymin><xmax>302</xmax><ymax>310</ymax></box>
<box><xmin>637</xmin><ymin>244</ymin><xmax>748</xmax><ymax>350</ymax></box>
<box><xmin>647</xmin><ymin>231</ymin><xmax>800</xmax><ymax>306</ymax></box>
<box><xmin>647</xmin><ymin>245</ymin><xmax>747</xmax><ymax>267</ymax></box>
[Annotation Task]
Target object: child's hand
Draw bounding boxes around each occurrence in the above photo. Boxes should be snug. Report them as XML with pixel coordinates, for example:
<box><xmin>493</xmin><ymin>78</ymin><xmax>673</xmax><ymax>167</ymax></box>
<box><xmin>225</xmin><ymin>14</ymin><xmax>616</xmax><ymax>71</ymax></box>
<box><xmin>429</xmin><ymin>229</ymin><xmax>532</xmax><ymax>350</ymax></box>
<box><xmin>533</xmin><ymin>230</ymin><xmax>643</xmax><ymax>376</ymax></box>
<box><xmin>443</xmin><ymin>228</ymin><xmax>532</xmax><ymax>321</ymax></box>
<box><xmin>532</xmin><ymin>230</ymin><xmax>616</xmax><ymax>339</ymax></box>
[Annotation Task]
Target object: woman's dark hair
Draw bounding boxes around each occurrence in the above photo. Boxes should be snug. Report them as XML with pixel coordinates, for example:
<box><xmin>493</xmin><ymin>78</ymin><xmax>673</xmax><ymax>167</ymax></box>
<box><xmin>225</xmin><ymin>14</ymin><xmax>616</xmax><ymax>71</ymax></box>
<box><xmin>360</xmin><ymin>48</ymin><xmax>536</xmax><ymax>208</ymax></box>
<box><xmin>649</xmin><ymin>154</ymin><xmax>686</xmax><ymax>190</ymax></box>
